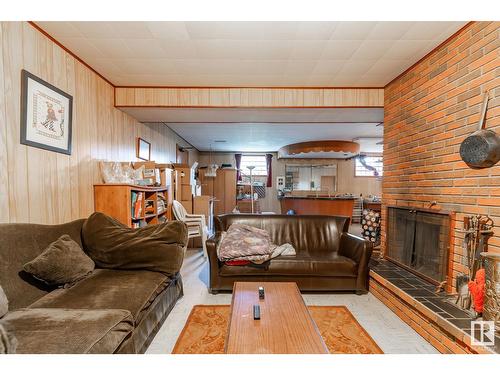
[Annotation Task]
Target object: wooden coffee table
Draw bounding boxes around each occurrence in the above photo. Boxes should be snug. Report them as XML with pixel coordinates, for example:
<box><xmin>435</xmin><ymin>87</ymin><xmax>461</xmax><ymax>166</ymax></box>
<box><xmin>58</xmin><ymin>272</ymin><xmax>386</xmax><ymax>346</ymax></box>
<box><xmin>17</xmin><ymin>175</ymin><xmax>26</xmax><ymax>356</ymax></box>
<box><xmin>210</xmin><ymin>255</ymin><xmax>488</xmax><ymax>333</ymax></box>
<box><xmin>225</xmin><ymin>282</ymin><xmax>328</xmax><ymax>354</ymax></box>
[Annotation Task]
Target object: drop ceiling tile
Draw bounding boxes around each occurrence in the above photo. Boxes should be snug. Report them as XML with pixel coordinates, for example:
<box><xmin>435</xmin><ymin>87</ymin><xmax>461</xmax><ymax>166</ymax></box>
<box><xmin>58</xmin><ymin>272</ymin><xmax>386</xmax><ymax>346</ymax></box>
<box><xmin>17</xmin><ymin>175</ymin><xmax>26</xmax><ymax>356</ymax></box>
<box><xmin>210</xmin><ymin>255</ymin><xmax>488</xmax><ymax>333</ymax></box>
<box><xmin>145</xmin><ymin>21</ymin><xmax>190</xmax><ymax>39</ymax></box>
<box><xmin>295</xmin><ymin>22</ymin><xmax>338</xmax><ymax>40</ymax></box>
<box><xmin>123</xmin><ymin>39</ymin><xmax>169</xmax><ymax>58</ymax></box>
<box><xmin>58</xmin><ymin>37</ymin><xmax>105</xmax><ymax>58</ymax></box>
<box><xmin>119</xmin><ymin>59</ymin><xmax>177</xmax><ymax>75</ymax></box>
<box><xmin>358</xmin><ymin>74</ymin><xmax>389</xmax><ymax>86</ymax></box>
<box><xmin>83</xmin><ymin>58</ymin><xmax>125</xmax><ymax>75</ymax></box>
<box><xmin>87</xmin><ymin>38</ymin><xmax>134</xmax><ymax>58</ymax></box>
<box><xmin>433</xmin><ymin>23</ymin><xmax>469</xmax><ymax>41</ymax></box>
<box><xmin>194</xmin><ymin>40</ymin><xmax>294</xmax><ymax>60</ymax></box>
<box><xmin>106</xmin><ymin>22</ymin><xmax>154</xmax><ymax>39</ymax></box>
<box><xmin>351</xmin><ymin>40</ymin><xmax>395</xmax><ymax>60</ymax></box>
<box><xmin>186</xmin><ymin>21</ymin><xmax>300</xmax><ymax>40</ymax></box>
<box><xmin>321</xmin><ymin>40</ymin><xmax>363</xmax><ymax>59</ymax></box>
<box><xmin>365</xmin><ymin>59</ymin><xmax>411</xmax><ymax>76</ymax></box>
<box><xmin>367</xmin><ymin>22</ymin><xmax>416</xmax><ymax>40</ymax></box>
<box><xmin>383</xmin><ymin>40</ymin><xmax>433</xmax><ymax>60</ymax></box>
<box><xmin>338</xmin><ymin>60</ymin><xmax>378</xmax><ymax>76</ymax></box>
<box><xmin>36</xmin><ymin>22</ymin><xmax>84</xmax><ymax>38</ymax></box>
<box><xmin>73</xmin><ymin>22</ymin><xmax>122</xmax><ymax>38</ymax></box>
<box><xmin>289</xmin><ymin>40</ymin><xmax>327</xmax><ymax>59</ymax></box>
<box><xmin>402</xmin><ymin>21</ymin><xmax>463</xmax><ymax>40</ymax></box>
<box><xmin>158</xmin><ymin>39</ymin><xmax>199</xmax><ymax>59</ymax></box>
<box><xmin>311</xmin><ymin>60</ymin><xmax>345</xmax><ymax>75</ymax></box>
<box><xmin>330</xmin><ymin>22</ymin><xmax>377</xmax><ymax>40</ymax></box>
<box><xmin>284</xmin><ymin>60</ymin><xmax>319</xmax><ymax>75</ymax></box>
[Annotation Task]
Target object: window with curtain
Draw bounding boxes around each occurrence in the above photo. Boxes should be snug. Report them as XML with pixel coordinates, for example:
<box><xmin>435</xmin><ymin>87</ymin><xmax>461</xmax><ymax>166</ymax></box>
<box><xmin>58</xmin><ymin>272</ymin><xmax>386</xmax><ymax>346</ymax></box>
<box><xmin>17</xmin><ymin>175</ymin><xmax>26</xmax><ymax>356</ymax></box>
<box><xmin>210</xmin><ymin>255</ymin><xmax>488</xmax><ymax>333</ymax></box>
<box><xmin>240</xmin><ymin>155</ymin><xmax>268</xmax><ymax>176</ymax></box>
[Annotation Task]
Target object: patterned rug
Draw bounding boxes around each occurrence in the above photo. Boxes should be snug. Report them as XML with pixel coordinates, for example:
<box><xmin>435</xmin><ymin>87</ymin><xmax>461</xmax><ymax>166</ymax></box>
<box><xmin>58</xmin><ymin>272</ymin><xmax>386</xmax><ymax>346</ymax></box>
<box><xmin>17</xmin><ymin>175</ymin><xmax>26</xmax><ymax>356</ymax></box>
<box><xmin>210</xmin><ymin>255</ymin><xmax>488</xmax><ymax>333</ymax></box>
<box><xmin>172</xmin><ymin>305</ymin><xmax>383</xmax><ymax>354</ymax></box>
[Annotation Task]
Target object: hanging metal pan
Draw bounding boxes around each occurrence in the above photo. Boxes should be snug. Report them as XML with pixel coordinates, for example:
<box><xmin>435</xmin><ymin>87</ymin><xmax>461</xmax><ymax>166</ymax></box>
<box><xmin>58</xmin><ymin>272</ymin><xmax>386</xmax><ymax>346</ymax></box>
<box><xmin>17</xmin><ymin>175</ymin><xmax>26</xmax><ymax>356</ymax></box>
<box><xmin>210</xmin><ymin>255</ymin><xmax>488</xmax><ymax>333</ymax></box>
<box><xmin>459</xmin><ymin>91</ymin><xmax>500</xmax><ymax>169</ymax></box>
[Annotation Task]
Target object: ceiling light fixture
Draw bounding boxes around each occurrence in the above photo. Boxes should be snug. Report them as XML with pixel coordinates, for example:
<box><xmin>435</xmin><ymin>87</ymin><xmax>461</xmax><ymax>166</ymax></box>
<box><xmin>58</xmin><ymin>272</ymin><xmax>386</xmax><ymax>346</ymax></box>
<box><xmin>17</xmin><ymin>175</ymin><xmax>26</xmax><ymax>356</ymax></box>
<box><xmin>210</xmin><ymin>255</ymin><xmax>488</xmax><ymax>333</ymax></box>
<box><xmin>278</xmin><ymin>140</ymin><xmax>360</xmax><ymax>159</ymax></box>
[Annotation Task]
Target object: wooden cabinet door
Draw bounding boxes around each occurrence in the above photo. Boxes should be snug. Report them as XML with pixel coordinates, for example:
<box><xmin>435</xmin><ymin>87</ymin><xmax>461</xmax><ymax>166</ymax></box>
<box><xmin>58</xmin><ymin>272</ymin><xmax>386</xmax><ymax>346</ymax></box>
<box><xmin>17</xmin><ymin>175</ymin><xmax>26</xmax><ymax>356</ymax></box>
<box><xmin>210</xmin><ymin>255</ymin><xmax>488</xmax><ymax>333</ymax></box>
<box><xmin>223</xmin><ymin>169</ymin><xmax>237</xmax><ymax>213</ymax></box>
<box><xmin>213</xmin><ymin>171</ymin><xmax>225</xmax><ymax>215</ymax></box>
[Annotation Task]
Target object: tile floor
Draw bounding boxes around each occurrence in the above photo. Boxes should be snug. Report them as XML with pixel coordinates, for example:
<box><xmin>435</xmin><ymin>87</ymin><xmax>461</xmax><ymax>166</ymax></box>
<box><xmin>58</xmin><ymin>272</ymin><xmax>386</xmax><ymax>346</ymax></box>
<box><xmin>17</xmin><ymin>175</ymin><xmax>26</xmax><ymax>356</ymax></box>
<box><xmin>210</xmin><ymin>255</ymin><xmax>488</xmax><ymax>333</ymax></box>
<box><xmin>146</xmin><ymin>248</ymin><xmax>438</xmax><ymax>354</ymax></box>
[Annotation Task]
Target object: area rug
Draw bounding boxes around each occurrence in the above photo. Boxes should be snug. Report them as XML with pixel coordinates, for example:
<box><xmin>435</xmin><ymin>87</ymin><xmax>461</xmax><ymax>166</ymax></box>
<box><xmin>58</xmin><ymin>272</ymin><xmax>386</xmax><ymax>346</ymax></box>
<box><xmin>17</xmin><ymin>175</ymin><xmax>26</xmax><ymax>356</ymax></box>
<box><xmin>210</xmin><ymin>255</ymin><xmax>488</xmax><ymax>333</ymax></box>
<box><xmin>172</xmin><ymin>305</ymin><xmax>383</xmax><ymax>354</ymax></box>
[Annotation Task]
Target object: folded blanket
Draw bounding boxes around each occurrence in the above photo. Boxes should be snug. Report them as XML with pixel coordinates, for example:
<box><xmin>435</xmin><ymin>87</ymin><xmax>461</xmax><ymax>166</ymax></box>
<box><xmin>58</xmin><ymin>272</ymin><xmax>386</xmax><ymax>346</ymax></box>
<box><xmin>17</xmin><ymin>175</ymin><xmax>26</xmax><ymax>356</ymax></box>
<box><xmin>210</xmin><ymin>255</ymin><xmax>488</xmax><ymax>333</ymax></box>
<box><xmin>218</xmin><ymin>224</ymin><xmax>272</xmax><ymax>262</ymax></box>
<box><xmin>219</xmin><ymin>224</ymin><xmax>296</xmax><ymax>264</ymax></box>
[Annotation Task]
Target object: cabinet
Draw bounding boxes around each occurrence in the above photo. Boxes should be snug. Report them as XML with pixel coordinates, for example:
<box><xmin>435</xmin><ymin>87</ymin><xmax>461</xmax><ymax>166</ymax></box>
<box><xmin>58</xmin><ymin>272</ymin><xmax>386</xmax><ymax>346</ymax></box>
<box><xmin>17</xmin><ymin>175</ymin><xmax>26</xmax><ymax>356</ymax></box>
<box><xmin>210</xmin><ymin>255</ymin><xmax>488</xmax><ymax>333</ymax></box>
<box><xmin>198</xmin><ymin>168</ymin><xmax>237</xmax><ymax>215</ymax></box>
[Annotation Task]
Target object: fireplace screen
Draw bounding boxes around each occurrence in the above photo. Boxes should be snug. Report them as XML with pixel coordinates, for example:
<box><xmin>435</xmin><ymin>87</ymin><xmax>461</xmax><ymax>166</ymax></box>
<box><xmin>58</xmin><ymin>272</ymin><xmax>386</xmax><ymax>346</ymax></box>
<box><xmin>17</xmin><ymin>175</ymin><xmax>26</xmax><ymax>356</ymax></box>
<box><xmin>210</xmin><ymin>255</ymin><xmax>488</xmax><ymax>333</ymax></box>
<box><xmin>386</xmin><ymin>207</ymin><xmax>450</xmax><ymax>284</ymax></box>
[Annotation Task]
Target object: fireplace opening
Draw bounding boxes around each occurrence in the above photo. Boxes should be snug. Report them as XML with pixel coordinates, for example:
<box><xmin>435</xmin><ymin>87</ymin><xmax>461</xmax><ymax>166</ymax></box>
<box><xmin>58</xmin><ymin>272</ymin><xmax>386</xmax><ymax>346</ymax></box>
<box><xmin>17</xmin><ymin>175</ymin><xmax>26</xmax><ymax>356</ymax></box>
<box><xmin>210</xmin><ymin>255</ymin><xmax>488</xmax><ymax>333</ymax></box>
<box><xmin>386</xmin><ymin>206</ymin><xmax>452</xmax><ymax>285</ymax></box>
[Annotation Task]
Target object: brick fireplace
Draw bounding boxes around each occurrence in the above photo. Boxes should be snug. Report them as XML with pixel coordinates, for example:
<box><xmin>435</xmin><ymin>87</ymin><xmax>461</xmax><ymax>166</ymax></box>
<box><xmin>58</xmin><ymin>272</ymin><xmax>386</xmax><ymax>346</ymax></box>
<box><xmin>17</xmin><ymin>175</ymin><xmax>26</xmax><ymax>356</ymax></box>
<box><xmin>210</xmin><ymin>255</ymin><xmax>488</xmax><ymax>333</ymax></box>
<box><xmin>370</xmin><ymin>21</ymin><xmax>500</xmax><ymax>354</ymax></box>
<box><xmin>381</xmin><ymin>21</ymin><xmax>500</xmax><ymax>292</ymax></box>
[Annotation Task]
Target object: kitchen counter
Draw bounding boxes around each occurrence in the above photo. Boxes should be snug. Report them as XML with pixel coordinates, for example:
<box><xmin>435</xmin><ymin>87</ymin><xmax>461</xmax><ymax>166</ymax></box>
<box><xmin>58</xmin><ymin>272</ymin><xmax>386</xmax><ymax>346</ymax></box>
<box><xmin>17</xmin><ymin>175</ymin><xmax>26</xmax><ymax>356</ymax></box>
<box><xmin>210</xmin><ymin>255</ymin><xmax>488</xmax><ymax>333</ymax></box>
<box><xmin>280</xmin><ymin>196</ymin><xmax>355</xmax><ymax>217</ymax></box>
<box><xmin>280</xmin><ymin>196</ymin><xmax>355</xmax><ymax>200</ymax></box>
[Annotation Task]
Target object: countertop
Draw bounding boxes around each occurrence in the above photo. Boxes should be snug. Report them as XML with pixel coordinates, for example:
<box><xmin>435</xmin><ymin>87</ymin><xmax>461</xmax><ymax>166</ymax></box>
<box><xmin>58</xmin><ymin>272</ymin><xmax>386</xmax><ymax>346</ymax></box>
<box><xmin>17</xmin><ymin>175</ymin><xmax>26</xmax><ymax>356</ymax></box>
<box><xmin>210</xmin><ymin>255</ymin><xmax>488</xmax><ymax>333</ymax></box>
<box><xmin>280</xmin><ymin>196</ymin><xmax>356</xmax><ymax>200</ymax></box>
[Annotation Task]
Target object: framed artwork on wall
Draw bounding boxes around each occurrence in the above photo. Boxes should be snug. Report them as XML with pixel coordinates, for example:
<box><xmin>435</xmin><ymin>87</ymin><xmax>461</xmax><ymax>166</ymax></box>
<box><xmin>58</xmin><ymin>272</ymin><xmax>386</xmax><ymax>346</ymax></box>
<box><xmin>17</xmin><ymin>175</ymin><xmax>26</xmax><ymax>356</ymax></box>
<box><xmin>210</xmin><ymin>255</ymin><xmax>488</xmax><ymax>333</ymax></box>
<box><xmin>20</xmin><ymin>69</ymin><xmax>73</xmax><ymax>155</ymax></box>
<box><xmin>137</xmin><ymin>137</ymin><xmax>151</xmax><ymax>161</ymax></box>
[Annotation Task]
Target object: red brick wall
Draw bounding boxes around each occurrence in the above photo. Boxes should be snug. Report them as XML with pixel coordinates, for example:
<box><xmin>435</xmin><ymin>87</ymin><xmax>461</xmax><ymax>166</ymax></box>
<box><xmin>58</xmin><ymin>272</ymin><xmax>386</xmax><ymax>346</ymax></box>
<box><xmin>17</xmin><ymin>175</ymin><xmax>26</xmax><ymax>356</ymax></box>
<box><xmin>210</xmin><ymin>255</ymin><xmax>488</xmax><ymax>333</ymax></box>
<box><xmin>382</xmin><ymin>22</ymin><xmax>500</xmax><ymax>289</ymax></box>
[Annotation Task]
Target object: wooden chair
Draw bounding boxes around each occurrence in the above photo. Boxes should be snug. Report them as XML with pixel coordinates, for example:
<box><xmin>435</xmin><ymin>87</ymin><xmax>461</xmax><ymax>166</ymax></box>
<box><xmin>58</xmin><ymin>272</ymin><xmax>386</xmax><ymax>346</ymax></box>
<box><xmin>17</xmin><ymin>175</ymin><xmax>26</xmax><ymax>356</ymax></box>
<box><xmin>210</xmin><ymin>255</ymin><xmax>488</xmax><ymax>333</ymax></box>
<box><xmin>172</xmin><ymin>200</ymin><xmax>208</xmax><ymax>258</ymax></box>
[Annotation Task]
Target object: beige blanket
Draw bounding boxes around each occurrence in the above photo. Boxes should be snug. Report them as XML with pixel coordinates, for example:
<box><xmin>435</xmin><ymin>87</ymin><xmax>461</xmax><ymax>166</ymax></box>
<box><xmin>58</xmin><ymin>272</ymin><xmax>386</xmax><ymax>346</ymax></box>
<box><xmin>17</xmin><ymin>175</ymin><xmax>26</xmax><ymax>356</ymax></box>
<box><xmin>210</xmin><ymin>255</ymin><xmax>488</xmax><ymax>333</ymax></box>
<box><xmin>218</xmin><ymin>224</ymin><xmax>295</xmax><ymax>263</ymax></box>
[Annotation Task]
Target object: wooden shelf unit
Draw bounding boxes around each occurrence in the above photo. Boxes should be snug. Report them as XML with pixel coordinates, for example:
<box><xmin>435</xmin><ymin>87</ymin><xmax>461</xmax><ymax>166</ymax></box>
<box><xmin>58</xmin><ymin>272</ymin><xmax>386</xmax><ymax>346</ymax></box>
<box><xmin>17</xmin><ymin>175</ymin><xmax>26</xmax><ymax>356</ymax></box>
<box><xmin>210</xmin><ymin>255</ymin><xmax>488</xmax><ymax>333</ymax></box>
<box><xmin>94</xmin><ymin>184</ymin><xmax>169</xmax><ymax>228</ymax></box>
<box><xmin>198</xmin><ymin>168</ymin><xmax>237</xmax><ymax>215</ymax></box>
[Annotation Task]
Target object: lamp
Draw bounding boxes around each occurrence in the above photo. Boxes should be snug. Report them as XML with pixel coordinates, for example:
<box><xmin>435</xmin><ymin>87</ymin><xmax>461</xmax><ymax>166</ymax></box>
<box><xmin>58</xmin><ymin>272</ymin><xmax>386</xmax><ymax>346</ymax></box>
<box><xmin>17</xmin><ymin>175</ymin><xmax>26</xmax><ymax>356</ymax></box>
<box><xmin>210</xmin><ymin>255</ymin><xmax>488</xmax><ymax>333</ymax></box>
<box><xmin>205</xmin><ymin>144</ymin><xmax>218</xmax><ymax>177</ymax></box>
<box><xmin>246</xmin><ymin>165</ymin><xmax>255</xmax><ymax>214</ymax></box>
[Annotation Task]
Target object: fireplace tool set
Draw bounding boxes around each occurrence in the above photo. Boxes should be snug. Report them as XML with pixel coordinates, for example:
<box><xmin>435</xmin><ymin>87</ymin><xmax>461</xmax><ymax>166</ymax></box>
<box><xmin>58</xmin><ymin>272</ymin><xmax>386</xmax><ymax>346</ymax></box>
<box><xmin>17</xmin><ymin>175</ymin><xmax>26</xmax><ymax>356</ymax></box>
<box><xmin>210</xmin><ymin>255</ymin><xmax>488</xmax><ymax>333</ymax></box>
<box><xmin>455</xmin><ymin>215</ymin><xmax>494</xmax><ymax>313</ymax></box>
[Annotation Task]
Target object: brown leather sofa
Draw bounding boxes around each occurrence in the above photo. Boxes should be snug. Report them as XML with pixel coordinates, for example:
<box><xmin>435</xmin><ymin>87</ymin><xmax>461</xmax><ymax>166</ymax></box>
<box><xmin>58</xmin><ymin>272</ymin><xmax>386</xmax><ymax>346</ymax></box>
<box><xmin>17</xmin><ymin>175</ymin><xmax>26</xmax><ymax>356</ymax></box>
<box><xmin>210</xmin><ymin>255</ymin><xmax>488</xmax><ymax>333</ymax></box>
<box><xmin>0</xmin><ymin>219</ymin><xmax>185</xmax><ymax>354</ymax></box>
<box><xmin>207</xmin><ymin>214</ymin><xmax>373</xmax><ymax>295</ymax></box>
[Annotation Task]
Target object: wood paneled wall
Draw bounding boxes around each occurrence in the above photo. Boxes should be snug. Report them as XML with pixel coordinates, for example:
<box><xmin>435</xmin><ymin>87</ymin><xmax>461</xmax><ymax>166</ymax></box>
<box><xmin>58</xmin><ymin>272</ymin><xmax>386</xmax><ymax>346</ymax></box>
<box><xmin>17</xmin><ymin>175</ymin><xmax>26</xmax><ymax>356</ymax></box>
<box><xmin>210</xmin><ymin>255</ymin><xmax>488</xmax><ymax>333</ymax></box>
<box><xmin>0</xmin><ymin>22</ymin><xmax>197</xmax><ymax>225</ymax></box>
<box><xmin>115</xmin><ymin>87</ymin><xmax>384</xmax><ymax>108</ymax></box>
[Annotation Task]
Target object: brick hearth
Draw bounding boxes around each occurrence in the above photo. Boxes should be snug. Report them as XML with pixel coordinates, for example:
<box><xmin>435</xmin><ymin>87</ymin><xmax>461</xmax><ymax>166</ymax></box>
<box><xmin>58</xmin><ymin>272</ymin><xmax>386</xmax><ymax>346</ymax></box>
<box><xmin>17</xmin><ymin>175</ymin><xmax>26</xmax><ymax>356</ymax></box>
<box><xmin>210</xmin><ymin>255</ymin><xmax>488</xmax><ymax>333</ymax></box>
<box><xmin>369</xmin><ymin>259</ymin><xmax>499</xmax><ymax>354</ymax></box>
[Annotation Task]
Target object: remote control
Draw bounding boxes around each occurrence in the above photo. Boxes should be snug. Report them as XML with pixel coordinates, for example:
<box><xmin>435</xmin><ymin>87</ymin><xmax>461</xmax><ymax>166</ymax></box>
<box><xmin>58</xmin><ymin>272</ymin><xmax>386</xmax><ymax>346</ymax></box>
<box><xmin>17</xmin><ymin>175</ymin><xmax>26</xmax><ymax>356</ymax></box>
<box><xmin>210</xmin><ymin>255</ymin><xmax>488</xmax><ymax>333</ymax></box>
<box><xmin>258</xmin><ymin>286</ymin><xmax>265</xmax><ymax>299</ymax></box>
<box><xmin>253</xmin><ymin>304</ymin><xmax>260</xmax><ymax>320</ymax></box>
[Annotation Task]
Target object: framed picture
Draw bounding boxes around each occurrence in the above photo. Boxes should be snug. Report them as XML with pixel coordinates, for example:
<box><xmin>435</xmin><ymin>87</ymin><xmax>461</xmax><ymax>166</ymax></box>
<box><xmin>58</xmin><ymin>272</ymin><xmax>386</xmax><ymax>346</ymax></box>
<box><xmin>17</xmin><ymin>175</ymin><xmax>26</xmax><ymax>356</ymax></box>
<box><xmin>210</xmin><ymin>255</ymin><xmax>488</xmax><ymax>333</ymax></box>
<box><xmin>137</xmin><ymin>137</ymin><xmax>151</xmax><ymax>161</ymax></box>
<box><xmin>20</xmin><ymin>70</ymin><xmax>73</xmax><ymax>155</ymax></box>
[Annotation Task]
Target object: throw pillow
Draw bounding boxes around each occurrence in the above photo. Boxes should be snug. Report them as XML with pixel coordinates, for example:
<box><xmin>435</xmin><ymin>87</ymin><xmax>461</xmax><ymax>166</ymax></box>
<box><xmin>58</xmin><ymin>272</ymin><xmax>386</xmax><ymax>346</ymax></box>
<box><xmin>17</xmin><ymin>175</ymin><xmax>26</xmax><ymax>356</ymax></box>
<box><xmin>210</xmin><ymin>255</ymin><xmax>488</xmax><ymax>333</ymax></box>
<box><xmin>82</xmin><ymin>212</ymin><xmax>187</xmax><ymax>277</ymax></box>
<box><xmin>23</xmin><ymin>235</ymin><xmax>95</xmax><ymax>286</ymax></box>
<box><xmin>0</xmin><ymin>286</ymin><xmax>8</xmax><ymax>318</ymax></box>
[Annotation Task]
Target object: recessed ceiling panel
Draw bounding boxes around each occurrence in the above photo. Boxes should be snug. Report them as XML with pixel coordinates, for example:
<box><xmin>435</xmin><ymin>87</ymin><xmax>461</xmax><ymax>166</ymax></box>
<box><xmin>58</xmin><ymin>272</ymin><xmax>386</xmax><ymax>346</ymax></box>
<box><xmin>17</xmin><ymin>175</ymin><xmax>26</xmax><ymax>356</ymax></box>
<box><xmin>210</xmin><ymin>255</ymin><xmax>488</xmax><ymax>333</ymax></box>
<box><xmin>167</xmin><ymin>122</ymin><xmax>383</xmax><ymax>153</ymax></box>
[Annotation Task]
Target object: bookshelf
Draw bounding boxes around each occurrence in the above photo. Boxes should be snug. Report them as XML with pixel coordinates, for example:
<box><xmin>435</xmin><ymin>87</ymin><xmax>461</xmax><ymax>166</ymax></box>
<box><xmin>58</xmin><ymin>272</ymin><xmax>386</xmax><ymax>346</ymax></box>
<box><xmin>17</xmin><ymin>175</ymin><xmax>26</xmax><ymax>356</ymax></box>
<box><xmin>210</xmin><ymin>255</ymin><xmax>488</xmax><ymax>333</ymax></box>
<box><xmin>94</xmin><ymin>184</ymin><xmax>170</xmax><ymax>228</ymax></box>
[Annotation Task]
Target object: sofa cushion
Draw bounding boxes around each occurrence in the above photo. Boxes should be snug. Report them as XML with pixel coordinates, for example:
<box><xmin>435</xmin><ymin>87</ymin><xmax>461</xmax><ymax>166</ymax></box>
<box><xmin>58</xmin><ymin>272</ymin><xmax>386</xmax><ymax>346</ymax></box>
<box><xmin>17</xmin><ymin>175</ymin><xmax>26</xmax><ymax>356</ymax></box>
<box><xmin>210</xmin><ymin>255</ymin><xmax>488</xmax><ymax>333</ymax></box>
<box><xmin>219</xmin><ymin>254</ymin><xmax>357</xmax><ymax>277</ymax></box>
<box><xmin>23</xmin><ymin>235</ymin><xmax>95</xmax><ymax>287</ymax></box>
<box><xmin>29</xmin><ymin>269</ymin><xmax>170</xmax><ymax>325</ymax></box>
<box><xmin>1</xmin><ymin>308</ymin><xmax>133</xmax><ymax>354</ymax></box>
<box><xmin>82</xmin><ymin>212</ymin><xmax>187</xmax><ymax>277</ymax></box>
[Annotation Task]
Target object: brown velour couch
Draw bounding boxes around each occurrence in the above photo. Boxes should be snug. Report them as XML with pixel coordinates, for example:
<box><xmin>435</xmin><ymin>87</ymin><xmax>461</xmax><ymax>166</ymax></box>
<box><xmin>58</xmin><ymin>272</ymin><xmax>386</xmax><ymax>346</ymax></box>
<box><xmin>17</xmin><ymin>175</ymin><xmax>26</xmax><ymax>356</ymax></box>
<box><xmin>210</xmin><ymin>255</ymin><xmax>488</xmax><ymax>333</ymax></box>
<box><xmin>207</xmin><ymin>214</ymin><xmax>373</xmax><ymax>295</ymax></box>
<box><xmin>0</xmin><ymin>218</ymin><xmax>185</xmax><ymax>354</ymax></box>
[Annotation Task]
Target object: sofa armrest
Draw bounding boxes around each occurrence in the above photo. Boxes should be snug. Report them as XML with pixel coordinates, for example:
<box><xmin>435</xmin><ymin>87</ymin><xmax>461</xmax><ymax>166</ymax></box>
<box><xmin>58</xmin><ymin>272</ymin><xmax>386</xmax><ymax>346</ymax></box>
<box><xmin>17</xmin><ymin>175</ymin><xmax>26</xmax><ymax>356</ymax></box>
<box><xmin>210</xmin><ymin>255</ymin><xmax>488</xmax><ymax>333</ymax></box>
<box><xmin>206</xmin><ymin>232</ymin><xmax>222</xmax><ymax>292</ymax></box>
<box><xmin>339</xmin><ymin>232</ymin><xmax>373</xmax><ymax>294</ymax></box>
<box><xmin>339</xmin><ymin>233</ymin><xmax>371</xmax><ymax>263</ymax></box>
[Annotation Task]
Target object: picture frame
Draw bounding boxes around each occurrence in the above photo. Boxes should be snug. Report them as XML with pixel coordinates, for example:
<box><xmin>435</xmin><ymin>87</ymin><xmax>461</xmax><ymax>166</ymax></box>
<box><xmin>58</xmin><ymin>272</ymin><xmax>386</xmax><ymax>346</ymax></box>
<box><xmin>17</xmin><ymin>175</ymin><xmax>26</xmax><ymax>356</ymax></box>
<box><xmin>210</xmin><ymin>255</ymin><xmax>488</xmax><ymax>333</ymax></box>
<box><xmin>137</xmin><ymin>137</ymin><xmax>151</xmax><ymax>161</ymax></box>
<box><xmin>20</xmin><ymin>69</ymin><xmax>73</xmax><ymax>155</ymax></box>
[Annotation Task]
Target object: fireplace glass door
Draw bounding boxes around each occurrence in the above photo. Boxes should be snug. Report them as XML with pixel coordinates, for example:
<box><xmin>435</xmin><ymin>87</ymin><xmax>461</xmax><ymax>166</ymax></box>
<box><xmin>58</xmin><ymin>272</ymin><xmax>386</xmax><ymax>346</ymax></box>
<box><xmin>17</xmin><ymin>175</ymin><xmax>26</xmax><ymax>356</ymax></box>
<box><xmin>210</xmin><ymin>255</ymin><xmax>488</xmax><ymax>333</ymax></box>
<box><xmin>387</xmin><ymin>207</ymin><xmax>450</xmax><ymax>284</ymax></box>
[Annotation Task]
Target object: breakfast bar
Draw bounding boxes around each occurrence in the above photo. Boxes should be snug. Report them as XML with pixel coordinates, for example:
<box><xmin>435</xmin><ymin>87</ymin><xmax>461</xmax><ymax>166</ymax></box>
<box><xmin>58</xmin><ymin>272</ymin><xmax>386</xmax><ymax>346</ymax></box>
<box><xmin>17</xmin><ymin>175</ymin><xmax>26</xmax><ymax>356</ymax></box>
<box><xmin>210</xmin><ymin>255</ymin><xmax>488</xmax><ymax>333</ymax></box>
<box><xmin>279</xmin><ymin>196</ymin><xmax>355</xmax><ymax>218</ymax></box>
